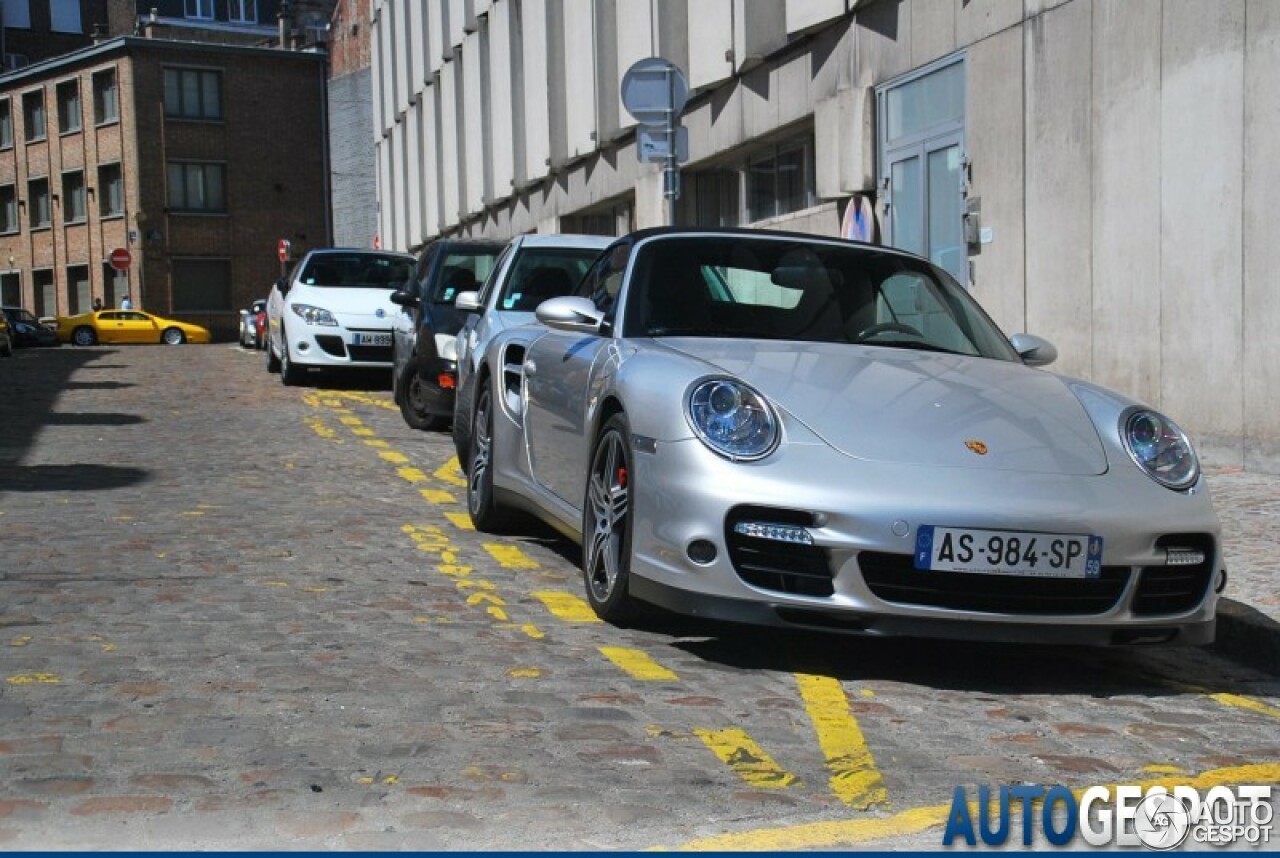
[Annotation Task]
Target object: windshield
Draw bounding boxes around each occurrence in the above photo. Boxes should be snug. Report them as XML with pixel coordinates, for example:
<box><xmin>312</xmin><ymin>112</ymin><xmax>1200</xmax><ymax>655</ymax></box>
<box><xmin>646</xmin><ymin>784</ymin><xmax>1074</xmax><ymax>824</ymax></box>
<box><xmin>5</xmin><ymin>309</ymin><xmax>37</xmax><ymax>324</ymax></box>
<box><xmin>431</xmin><ymin>249</ymin><xmax>502</xmax><ymax>304</ymax></box>
<box><xmin>623</xmin><ymin>236</ymin><xmax>1019</xmax><ymax>361</ymax></box>
<box><xmin>298</xmin><ymin>253</ymin><xmax>414</xmax><ymax>289</ymax></box>
<box><xmin>497</xmin><ymin>248</ymin><xmax>600</xmax><ymax>311</ymax></box>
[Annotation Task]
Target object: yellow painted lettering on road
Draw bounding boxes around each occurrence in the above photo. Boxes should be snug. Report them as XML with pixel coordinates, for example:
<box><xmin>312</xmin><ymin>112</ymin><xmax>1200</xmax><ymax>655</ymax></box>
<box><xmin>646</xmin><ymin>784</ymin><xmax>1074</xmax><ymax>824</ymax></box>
<box><xmin>484</xmin><ymin>543</ymin><xmax>540</xmax><ymax>569</ymax></box>
<box><xmin>599</xmin><ymin>646</ymin><xmax>678</xmax><ymax>681</ymax></box>
<box><xmin>532</xmin><ymin>591</ymin><xmax>601</xmax><ymax>624</ymax></box>
<box><xmin>695</xmin><ymin>728</ymin><xmax>799</xmax><ymax>790</ymax></box>
<box><xmin>795</xmin><ymin>673</ymin><xmax>887</xmax><ymax>810</ymax></box>
<box><xmin>435</xmin><ymin>457</ymin><xmax>468</xmax><ymax>487</ymax></box>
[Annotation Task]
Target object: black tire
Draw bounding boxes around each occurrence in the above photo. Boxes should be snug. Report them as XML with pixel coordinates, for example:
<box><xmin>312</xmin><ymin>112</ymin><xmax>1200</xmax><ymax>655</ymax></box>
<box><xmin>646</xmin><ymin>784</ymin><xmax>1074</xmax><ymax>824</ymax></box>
<box><xmin>582</xmin><ymin>413</ymin><xmax>640</xmax><ymax>625</ymax></box>
<box><xmin>466</xmin><ymin>381</ymin><xmax>516</xmax><ymax>533</ymax></box>
<box><xmin>279</xmin><ymin>334</ymin><xmax>306</xmax><ymax>386</ymax></box>
<box><xmin>162</xmin><ymin>327</ymin><xmax>185</xmax><ymax>345</ymax></box>
<box><xmin>0</xmin><ymin>338</ymin><xmax>11</xmax><ymax>357</ymax></box>
<box><xmin>72</xmin><ymin>326</ymin><xmax>97</xmax><ymax>347</ymax></box>
<box><xmin>266</xmin><ymin>337</ymin><xmax>281</xmax><ymax>373</ymax></box>
<box><xmin>398</xmin><ymin>359</ymin><xmax>448</xmax><ymax>431</ymax></box>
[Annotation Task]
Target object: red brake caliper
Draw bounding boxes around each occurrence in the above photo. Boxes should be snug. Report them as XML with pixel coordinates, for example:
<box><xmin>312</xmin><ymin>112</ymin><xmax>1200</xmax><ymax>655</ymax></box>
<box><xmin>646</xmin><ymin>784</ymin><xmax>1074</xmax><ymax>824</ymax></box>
<box><xmin>617</xmin><ymin>467</ymin><xmax>628</xmax><ymax>489</ymax></box>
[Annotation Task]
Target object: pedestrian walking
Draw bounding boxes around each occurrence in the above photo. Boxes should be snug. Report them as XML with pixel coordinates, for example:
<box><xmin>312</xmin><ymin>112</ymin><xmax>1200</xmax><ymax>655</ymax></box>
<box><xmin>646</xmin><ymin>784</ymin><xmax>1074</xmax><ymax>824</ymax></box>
<box><xmin>92</xmin><ymin>298</ymin><xmax>103</xmax><ymax>312</ymax></box>
<box><xmin>120</xmin><ymin>294</ymin><xmax>133</xmax><ymax>310</ymax></box>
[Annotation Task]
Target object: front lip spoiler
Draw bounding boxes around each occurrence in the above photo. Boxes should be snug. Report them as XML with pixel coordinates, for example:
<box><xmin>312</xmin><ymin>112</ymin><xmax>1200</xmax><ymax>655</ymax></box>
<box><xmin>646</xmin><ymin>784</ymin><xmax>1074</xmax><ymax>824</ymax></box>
<box><xmin>629</xmin><ymin>577</ymin><xmax>1215</xmax><ymax>647</ymax></box>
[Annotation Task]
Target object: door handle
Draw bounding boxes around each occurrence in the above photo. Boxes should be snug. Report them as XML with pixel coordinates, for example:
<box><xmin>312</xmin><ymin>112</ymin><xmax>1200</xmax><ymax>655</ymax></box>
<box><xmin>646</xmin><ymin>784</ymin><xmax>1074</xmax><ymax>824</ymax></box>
<box><xmin>523</xmin><ymin>359</ymin><xmax>537</xmax><ymax>377</ymax></box>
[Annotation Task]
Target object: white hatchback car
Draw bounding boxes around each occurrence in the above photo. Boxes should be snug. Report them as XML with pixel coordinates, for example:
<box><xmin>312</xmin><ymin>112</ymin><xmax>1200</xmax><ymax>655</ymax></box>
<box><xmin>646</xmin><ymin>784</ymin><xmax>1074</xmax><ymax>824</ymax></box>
<box><xmin>266</xmin><ymin>249</ymin><xmax>415</xmax><ymax>385</ymax></box>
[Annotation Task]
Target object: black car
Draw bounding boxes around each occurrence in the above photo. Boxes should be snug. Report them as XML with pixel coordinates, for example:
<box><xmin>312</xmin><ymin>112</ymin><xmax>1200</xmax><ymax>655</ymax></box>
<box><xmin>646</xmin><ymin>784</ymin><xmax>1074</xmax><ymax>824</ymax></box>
<box><xmin>1</xmin><ymin>307</ymin><xmax>59</xmax><ymax>348</ymax></box>
<box><xmin>389</xmin><ymin>238</ymin><xmax>505</xmax><ymax>430</ymax></box>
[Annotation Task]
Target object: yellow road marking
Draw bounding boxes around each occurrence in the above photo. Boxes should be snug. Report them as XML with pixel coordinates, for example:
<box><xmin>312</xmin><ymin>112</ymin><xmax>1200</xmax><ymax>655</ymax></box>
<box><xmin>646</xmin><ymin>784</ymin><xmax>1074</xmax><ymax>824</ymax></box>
<box><xmin>435</xmin><ymin>457</ymin><xmax>467</xmax><ymax>487</ymax></box>
<box><xmin>1142</xmin><ymin>764</ymin><xmax>1186</xmax><ymax>775</ymax></box>
<box><xmin>445</xmin><ymin>512</ymin><xmax>474</xmax><ymax>530</ymax></box>
<box><xmin>1207</xmin><ymin>692</ymin><xmax>1280</xmax><ymax>719</ymax></box>
<box><xmin>7</xmin><ymin>673</ymin><xmax>61</xmax><ymax>685</ymax></box>
<box><xmin>795</xmin><ymin>674</ymin><xmax>887</xmax><ymax>810</ymax></box>
<box><xmin>338</xmin><ymin>416</ymin><xmax>363</xmax><ymax>426</ymax></box>
<box><xmin>507</xmin><ymin>667</ymin><xmax>543</xmax><ymax>678</ymax></box>
<box><xmin>532</xmin><ymin>590</ymin><xmax>601</xmax><ymax>623</ymax></box>
<box><xmin>672</xmin><ymin>762</ymin><xmax>1280</xmax><ymax>851</ymax></box>
<box><xmin>362</xmin><ymin>438</ymin><xmax>389</xmax><ymax>447</ymax></box>
<box><xmin>467</xmin><ymin>592</ymin><xmax>507</xmax><ymax>607</ymax></box>
<box><xmin>261</xmin><ymin>581</ymin><xmax>290</xmax><ymax>587</ymax></box>
<box><xmin>519</xmin><ymin>624</ymin><xmax>545</xmax><ymax>639</ymax></box>
<box><xmin>9</xmin><ymin>636</ymin><xmax>31</xmax><ymax>647</ymax></box>
<box><xmin>484</xmin><ymin>543</ymin><xmax>540</xmax><ymax>569</ymax></box>
<box><xmin>695</xmin><ymin>728</ymin><xmax>799</xmax><ymax>789</ymax></box>
<box><xmin>303</xmin><ymin>416</ymin><xmax>338</xmax><ymax>440</ymax></box>
<box><xmin>378</xmin><ymin>450</ymin><xmax>410</xmax><ymax>465</ymax></box>
<box><xmin>398</xmin><ymin>467</ymin><xmax>428</xmax><ymax>483</ymax></box>
<box><xmin>420</xmin><ymin>488</ymin><xmax>457</xmax><ymax>504</ymax></box>
<box><xmin>599</xmin><ymin>646</ymin><xmax>679</xmax><ymax>681</ymax></box>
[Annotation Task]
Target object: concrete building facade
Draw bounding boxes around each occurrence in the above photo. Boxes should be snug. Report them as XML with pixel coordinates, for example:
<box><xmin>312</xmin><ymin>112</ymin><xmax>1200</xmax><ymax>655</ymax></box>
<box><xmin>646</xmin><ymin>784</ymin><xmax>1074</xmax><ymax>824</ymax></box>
<box><xmin>370</xmin><ymin>0</ymin><xmax>1280</xmax><ymax>473</ymax></box>
<box><xmin>0</xmin><ymin>36</ymin><xmax>329</xmax><ymax>338</ymax></box>
<box><xmin>328</xmin><ymin>0</ymin><xmax>375</xmax><ymax>248</ymax></box>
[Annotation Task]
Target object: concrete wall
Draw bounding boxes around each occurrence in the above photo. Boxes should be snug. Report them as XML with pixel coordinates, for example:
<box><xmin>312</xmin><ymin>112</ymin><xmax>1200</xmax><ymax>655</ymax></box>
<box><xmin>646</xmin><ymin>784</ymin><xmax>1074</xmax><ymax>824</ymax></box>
<box><xmin>329</xmin><ymin>67</ymin><xmax>376</xmax><ymax>249</ymax></box>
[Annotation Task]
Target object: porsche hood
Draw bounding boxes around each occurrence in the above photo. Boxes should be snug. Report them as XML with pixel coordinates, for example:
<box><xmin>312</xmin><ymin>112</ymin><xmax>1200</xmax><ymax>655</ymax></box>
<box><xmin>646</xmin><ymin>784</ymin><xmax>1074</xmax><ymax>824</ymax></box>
<box><xmin>656</xmin><ymin>339</ymin><xmax>1108</xmax><ymax>476</ymax></box>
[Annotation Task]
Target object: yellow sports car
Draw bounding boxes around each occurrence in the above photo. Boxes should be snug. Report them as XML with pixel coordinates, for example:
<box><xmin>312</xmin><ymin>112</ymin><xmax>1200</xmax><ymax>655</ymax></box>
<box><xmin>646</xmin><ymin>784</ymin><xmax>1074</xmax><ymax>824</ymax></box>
<box><xmin>56</xmin><ymin>310</ymin><xmax>212</xmax><ymax>346</ymax></box>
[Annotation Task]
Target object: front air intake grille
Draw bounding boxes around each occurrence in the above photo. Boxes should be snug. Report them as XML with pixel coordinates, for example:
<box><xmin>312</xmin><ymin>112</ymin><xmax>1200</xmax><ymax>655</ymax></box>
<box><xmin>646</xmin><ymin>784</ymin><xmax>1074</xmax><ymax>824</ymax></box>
<box><xmin>1132</xmin><ymin>534</ymin><xmax>1215</xmax><ymax>616</ymax></box>
<box><xmin>725</xmin><ymin>506</ymin><xmax>834</xmax><ymax>597</ymax></box>
<box><xmin>347</xmin><ymin>344</ymin><xmax>392</xmax><ymax>362</ymax></box>
<box><xmin>859</xmin><ymin>552</ymin><xmax>1129</xmax><ymax>615</ymax></box>
<box><xmin>315</xmin><ymin>335</ymin><xmax>346</xmax><ymax>357</ymax></box>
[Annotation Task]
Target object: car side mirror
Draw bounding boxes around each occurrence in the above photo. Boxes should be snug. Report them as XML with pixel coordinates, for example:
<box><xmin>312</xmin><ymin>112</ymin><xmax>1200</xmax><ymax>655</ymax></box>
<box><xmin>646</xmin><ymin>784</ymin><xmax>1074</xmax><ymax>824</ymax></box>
<box><xmin>390</xmin><ymin>288</ymin><xmax>419</xmax><ymax>308</ymax></box>
<box><xmin>455</xmin><ymin>291</ymin><xmax>481</xmax><ymax>312</ymax></box>
<box><xmin>535</xmin><ymin>296</ymin><xmax>605</xmax><ymax>334</ymax></box>
<box><xmin>1009</xmin><ymin>333</ymin><xmax>1058</xmax><ymax>367</ymax></box>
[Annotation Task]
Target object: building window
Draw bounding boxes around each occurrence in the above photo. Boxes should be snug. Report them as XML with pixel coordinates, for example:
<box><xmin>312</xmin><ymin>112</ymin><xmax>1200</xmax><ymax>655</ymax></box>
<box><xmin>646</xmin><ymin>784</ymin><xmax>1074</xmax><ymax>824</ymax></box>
<box><xmin>167</xmin><ymin>162</ymin><xmax>225</xmax><ymax>212</ymax></box>
<box><xmin>877</xmin><ymin>57</ymin><xmax>967</xmax><ymax>284</ymax></box>
<box><xmin>93</xmin><ymin>69</ymin><xmax>118</xmax><ymax>125</ymax></box>
<box><xmin>229</xmin><ymin>0</ymin><xmax>257</xmax><ymax>24</ymax></box>
<box><xmin>184</xmin><ymin>0</ymin><xmax>214</xmax><ymax>20</ymax></box>
<box><xmin>677</xmin><ymin>168</ymin><xmax>742</xmax><ymax>228</ymax></box>
<box><xmin>62</xmin><ymin>171</ymin><xmax>86</xmax><ymax>222</ymax></box>
<box><xmin>67</xmin><ymin>265</ymin><xmax>90</xmax><ymax>315</ymax></box>
<box><xmin>1</xmin><ymin>0</ymin><xmax>31</xmax><ymax>29</ymax></box>
<box><xmin>22</xmin><ymin>90</ymin><xmax>45</xmax><ymax>142</ymax></box>
<box><xmin>163</xmin><ymin>68</ymin><xmax>222</xmax><ymax>120</ymax></box>
<box><xmin>0</xmin><ymin>272</ymin><xmax>19</xmax><ymax>306</ymax></box>
<box><xmin>33</xmin><ymin>269</ymin><xmax>54</xmax><ymax>317</ymax></box>
<box><xmin>746</xmin><ymin>140</ymin><xmax>815</xmax><ymax>223</ymax></box>
<box><xmin>28</xmin><ymin>177</ymin><xmax>50</xmax><ymax>228</ymax></box>
<box><xmin>49</xmin><ymin>0</ymin><xmax>81</xmax><ymax>33</ymax></box>
<box><xmin>102</xmin><ymin>265</ymin><xmax>128</xmax><ymax>308</ymax></box>
<box><xmin>98</xmin><ymin>163</ymin><xmax>123</xmax><ymax>216</ymax></box>
<box><xmin>0</xmin><ymin>184</ymin><xmax>16</xmax><ymax>233</ymax></box>
<box><xmin>0</xmin><ymin>99</ymin><xmax>11</xmax><ymax>148</ymax></box>
<box><xmin>171</xmin><ymin>259</ymin><xmax>231</xmax><ymax>311</ymax></box>
<box><xmin>56</xmin><ymin>80</ymin><xmax>81</xmax><ymax>134</ymax></box>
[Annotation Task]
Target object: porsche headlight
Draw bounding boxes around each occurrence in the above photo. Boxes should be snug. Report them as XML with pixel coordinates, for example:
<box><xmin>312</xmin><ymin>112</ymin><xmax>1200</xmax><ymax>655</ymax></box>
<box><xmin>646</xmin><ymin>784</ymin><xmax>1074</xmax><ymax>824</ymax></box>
<box><xmin>1122</xmin><ymin>408</ymin><xmax>1199</xmax><ymax>490</ymax></box>
<box><xmin>290</xmin><ymin>304</ymin><xmax>338</xmax><ymax>326</ymax></box>
<box><xmin>687</xmin><ymin>378</ymin><xmax>779</xmax><ymax>461</ymax></box>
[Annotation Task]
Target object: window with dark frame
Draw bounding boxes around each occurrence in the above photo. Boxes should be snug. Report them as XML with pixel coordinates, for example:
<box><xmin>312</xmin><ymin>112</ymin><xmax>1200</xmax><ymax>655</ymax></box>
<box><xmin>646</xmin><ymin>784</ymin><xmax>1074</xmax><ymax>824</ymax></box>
<box><xmin>33</xmin><ymin>269</ymin><xmax>55</xmax><ymax>317</ymax></box>
<box><xmin>0</xmin><ymin>184</ymin><xmax>16</xmax><ymax>233</ymax></box>
<box><xmin>184</xmin><ymin>0</ymin><xmax>214</xmax><ymax>20</ymax></box>
<box><xmin>66</xmin><ymin>264</ymin><xmax>90</xmax><ymax>315</ymax></box>
<box><xmin>0</xmin><ymin>99</ymin><xmax>11</xmax><ymax>148</ymax></box>
<box><xmin>28</xmin><ymin>177</ymin><xmax>50</xmax><ymax>228</ymax></box>
<box><xmin>92</xmin><ymin>69</ymin><xmax>118</xmax><ymax>125</ymax></box>
<box><xmin>166</xmin><ymin>162</ymin><xmax>226</xmax><ymax>212</ymax></box>
<box><xmin>56</xmin><ymin>80</ymin><xmax>81</xmax><ymax>134</ymax></box>
<box><xmin>228</xmin><ymin>0</ymin><xmax>257</xmax><ymax>23</ymax></box>
<box><xmin>22</xmin><ymin>90</ymin><xmax>45</xmax><ymax>142</ymax></box>
<box><xmin>171</xmin><ymin>259</ymin><xmax>232</xmax><ymax>311</ymax></box>
<box><xmin>163</xmin><ymin>68</ymin><xmax>222</xmax><ymax>120</ymax></box>
<box><xmin>98</xmin><ymin>163</ymin><xmax>123</xmax><ymax>216</ymax></box>
<box><xmin>62</xmin><ymin>171</ymin><xmax>86</xmax><ymax>222</ymax></box>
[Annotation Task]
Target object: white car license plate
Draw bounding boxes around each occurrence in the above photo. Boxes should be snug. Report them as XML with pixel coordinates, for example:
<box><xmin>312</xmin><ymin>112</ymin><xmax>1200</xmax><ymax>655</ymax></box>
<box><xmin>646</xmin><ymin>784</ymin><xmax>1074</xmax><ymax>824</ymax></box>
<box><xmin>914</xmin><ymin>526</ymin><xmax>1103</xmax><ymax>578</ymax></box>
<box><xmin>352</xmin><ymin>332</ymin><xmax>391</xmax><ymax>347</ymax></box>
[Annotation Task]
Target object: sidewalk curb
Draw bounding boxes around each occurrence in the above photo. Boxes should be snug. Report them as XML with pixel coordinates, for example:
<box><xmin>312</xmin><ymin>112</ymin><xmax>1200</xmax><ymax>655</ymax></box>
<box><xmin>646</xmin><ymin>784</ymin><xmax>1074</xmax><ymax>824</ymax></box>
<box><xmin>1211</xmin><ymin>598</ymin><xmax>1280</xmax><ymax>676</ymax></box>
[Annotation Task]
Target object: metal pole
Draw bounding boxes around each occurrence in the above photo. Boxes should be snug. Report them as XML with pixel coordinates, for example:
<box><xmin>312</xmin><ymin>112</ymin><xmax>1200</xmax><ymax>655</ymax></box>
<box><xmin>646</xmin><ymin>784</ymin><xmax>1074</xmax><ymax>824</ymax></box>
<box><xmin>665</xmin><ymin>67</ymin><xmax>678</xmax><ymax>226</ymax></box>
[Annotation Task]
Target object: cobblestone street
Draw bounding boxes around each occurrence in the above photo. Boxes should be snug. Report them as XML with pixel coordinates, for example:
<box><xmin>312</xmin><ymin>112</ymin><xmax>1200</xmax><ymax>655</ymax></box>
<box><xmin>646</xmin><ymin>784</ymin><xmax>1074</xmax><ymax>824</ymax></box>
<box><xmin>0</xmin><ymin>344</ymin><xmax>1276</xmax><ymax>850</ymax></box>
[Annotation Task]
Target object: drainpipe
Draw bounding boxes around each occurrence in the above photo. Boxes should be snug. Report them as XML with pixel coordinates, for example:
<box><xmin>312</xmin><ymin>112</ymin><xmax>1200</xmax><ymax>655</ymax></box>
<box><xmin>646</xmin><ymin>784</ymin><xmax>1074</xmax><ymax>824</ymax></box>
<box><xmin>278</xmin><ymin>1</ymin><xmax>292</xmax><ymax>49</ymax></box>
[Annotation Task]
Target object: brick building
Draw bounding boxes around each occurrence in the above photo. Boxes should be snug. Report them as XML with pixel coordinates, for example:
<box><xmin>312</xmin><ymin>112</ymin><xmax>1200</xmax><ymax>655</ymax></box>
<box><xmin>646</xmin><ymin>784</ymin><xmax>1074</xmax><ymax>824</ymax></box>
<box><xmin>0</xmin><ymin>36</ymin><xmax>329</xmax><ymax>338</ymax></box>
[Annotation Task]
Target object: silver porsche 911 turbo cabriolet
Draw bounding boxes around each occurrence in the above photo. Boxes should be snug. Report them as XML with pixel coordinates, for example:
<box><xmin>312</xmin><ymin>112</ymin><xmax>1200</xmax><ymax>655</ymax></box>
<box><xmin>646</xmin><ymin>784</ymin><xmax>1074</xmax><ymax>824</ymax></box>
<box><xmin>464</xmin><ymin>228</ymin><xmax>1222</xmax><ymax>646</ymax></box>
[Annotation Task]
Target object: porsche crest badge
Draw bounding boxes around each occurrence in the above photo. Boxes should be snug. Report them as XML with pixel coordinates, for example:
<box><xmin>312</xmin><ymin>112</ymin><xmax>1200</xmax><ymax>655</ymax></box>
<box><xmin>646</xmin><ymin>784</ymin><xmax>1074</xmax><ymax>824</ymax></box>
<box><xmin>965</xmin><ymin>440</ymin><xmax>989</xmax><ymax>456</ymax></box>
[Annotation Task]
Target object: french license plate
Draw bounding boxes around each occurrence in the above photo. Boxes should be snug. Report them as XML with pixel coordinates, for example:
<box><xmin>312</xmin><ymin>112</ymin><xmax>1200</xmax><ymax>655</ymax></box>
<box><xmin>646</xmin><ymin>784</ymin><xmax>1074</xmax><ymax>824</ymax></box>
<box><xmin>914</xmin><ymin>526</ymin><xmax>1103</xmax><ymax>578</ymax></box>
<box><xmin>352</xmin><ymin>332</ymin><xmax>391</xmax><ymax>347</ymax></box>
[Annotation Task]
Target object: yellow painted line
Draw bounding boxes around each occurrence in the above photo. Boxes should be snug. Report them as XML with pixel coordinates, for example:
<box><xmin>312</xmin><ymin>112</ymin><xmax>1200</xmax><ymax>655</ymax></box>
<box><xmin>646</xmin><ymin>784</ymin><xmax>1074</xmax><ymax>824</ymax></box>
<box><xmin>795</xmin><ymin>674</ymin><xmax>887</xmax><ymax>810</ymax></box>
<box><xmin>694</xmin><ymin>727</ymin><xmax>799</xmax><ymax>789</ymax></box>
<box><xmin>180</xmin><ymin>510</ymin><xmax>205</xmax><ymax>517</ymax></box>
<box><xmin>362</xmin><ymin>438</ymin><xmax>389</xmax><ymax>447</ymax></box>
<box><xmin>518</xmin><ymin>624</ymin><xmax>545</xmax><ymax>640</ymax></box>
<box><xmin>6</xmin><ymin>673</ymin><xmax>61</xmax><ymax>685</ymax></box>
<box><xmin>303</xmin><ymin>416</ymin><xmax>338</xmax><ymax>440</ymax></box>
<box><xmin>445</xmin><ymin>511</ymin><xmax>474</xmax><ymax>530</ymax></box>
<box><xmin>378</xmin><ymin>450</ymin><xmax>411</xmax><ymax>465</ymax></box>
<box><xmin>1207</xmin><ymin>692</ymin><xmax>1280</xmax><ymax>720</ymax></box>
<box><xmin>599</xmin><ymin>646</ymin><xmax>679</xmax><ymax>681</ymax></box>
<box><xmin>532</xmin><ymin>590</ymin><xmax>602</xmax><ymax>623</ymax></box>
<box><xmin>338</xmin><ymin>416</ymin><xmax>364</xmax><ymax>426</ymax></box>
<box><xmin>1142</xmin><ymin>764</ymin><xmax>1186</xmax><ymax>775</ymax></box>
<box><xmin>9</xmin><ymin>636</ymin><xmax>31</xmax><ymax>647</ymax></box>
<box><xmin>486</xmin><ymin>606</ymin><xmax>510</xmax><ymax>621</ymax></box>
<box><xmin>435</xmin><ymin>457</ymin><xmax>468</xmax><ymax>487</ymax></box>
<box><xmin>261</xmin><ymin>581</ymin><xmax>290</xmax><ymax>588</ymax></box>
<box><xmin>507</xmin><ymin>667</ymin><xmax>543</xmax><ymax>678</ymax></box>
<box><xmin>672</xmin><ymin>762</ymin><xmax>1280</xmax><ymax>852</ymax></box>
<box><xmin>457</xmin><ymin>578</ymin><xmax>498</xmax><ymax>592</ymax></box>
<box><xmin>398</xmin><ymin>467</ymin><xmax>428</xmax><ymax>483</ymax></box>
<box><xmin>484</xmin><ymin>543</ymin><xmax>540</xmax><ymax>569</ymax></box>
<box><xmin>467</xmin><ymin>592</ymin><xmax>507</xmax><ymax>608</ymax></box>
<box><xmin>420</xmin><ymin>488</ymin><xmax>457</xmax><ymax>504</ymax></box>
